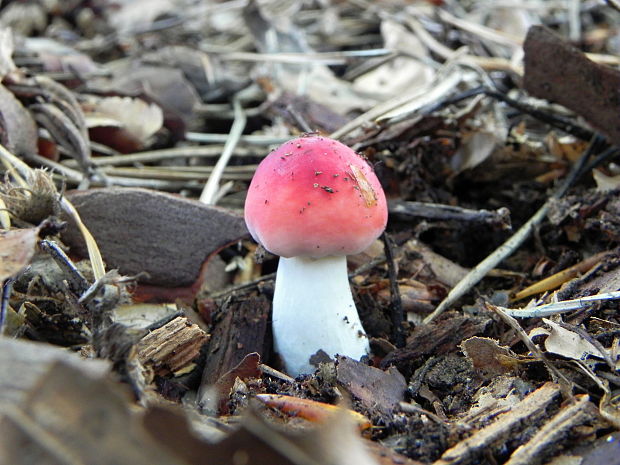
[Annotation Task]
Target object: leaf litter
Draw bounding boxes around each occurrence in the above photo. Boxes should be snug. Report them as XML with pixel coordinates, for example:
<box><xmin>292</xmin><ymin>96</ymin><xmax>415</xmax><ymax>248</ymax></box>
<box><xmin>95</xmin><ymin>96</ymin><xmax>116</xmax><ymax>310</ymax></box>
<box><xmin>0</xmin><ymin>1</ymin><xmax>619</xmax><ymax>464</ymax></box>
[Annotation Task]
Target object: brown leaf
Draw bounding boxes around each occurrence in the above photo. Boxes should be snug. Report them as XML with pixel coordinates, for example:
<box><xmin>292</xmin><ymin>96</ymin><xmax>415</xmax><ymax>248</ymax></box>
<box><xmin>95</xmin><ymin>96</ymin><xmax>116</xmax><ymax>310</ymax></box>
<box><xmin>524</xmin><ymin>26</ymin><xmax>620</xmax><ymax>145</ymax></box>
<box><xmin>461</xmin><ymin>336</ymin><xmax>522</xmax><ymax>378</ymax></box>
<box><xmin>0</xmin><ymin>227</ymin><xmax>40</xmax><ymax>281</ymax></box>
<box><xmin>213</xmin><ymin>352</ymin><xmax>262</xmax><ymax>415</ymax></box>
<box><xmin>336</xmin><ymin>356</ymin><xmax>407</xmax><ymax>417</ymax></box>
<box><xmin>0</xmin><ymin>83</ymin><xmax>38</xmax><ymax>156</ymax></box>
<box><xmin>62</xmin><ymin>187</ymin><xmax>248</xmax><ymax>288</ymax></box>
<box><xmin>30</xmin><ymin>102</ymin><xmax>91</xmax><ymax>172</ymax></box>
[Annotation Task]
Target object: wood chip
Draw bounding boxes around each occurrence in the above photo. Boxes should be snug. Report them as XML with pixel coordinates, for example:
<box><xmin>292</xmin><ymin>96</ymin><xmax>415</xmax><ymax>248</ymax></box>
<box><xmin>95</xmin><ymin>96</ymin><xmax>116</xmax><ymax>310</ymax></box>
<box><xmin>200</xmin><ymin>295</ymin><xmax>271</xmax><ymax>386</ymax></box>
<box><xmin>505</xmin><ymin>394</ymin><xmax>601</xmax><ymax>465</ymax></box>
<box><xmin>434</xmin><ymin>382</ymin><xmax>561</xmax><ymax>465</ymax></box>
<box><xmin>136</xmin><ymin>316</ymin><xmax>208</xmax><ymax>377</ymax></box>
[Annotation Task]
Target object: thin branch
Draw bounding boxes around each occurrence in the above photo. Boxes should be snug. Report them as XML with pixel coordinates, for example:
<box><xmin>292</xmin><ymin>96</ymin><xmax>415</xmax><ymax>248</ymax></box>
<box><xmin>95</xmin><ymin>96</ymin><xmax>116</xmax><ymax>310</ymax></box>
<box><xmin>200</xmin><ymin>98</ymin><xmax>247</xmax><ymax>205</ymax></box>
<box><xmin>423</xmin><ymin>134</ymin><xmax>604</xmax><ymax>324</ymax></box>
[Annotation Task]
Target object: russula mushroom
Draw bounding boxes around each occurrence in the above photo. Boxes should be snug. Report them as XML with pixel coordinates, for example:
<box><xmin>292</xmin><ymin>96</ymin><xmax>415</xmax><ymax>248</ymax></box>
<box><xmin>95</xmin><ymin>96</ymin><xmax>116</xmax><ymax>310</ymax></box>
<box><xmin>244</xmin><ymin>134</ymin><xmax>388</xmax><ymax>376</ymax></box>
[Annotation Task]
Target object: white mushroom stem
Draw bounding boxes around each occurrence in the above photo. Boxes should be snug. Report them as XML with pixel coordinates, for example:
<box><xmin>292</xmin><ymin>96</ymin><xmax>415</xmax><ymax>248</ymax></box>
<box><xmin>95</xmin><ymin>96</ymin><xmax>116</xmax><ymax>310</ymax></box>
<box><xmin>272</xmin><ymin>255</ymin><xmax>370</xmax><ymax>376</ymax></box>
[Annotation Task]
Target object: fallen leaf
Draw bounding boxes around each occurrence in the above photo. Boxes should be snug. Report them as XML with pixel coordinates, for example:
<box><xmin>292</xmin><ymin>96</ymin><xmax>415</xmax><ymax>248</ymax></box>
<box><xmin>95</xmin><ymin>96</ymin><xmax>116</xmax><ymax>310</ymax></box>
<box><xmin>0</xmin><ymin>227</ymin><xmax>40</xmax><ymax>281</ymax></box>
<box><xmin>336</xmin><ymin>355</ymin><xmax>407</xmax><ymax>417</ymax></box>
<box><xmin>0</xmin><ymin>83</ymin><xmax>38</xmax><ymax>157</ymax></box>
<box><xmin>461</xmin><ymin>337</ymin><xmax>522</xmax><ymax>377</ymax></box>
<box><xmin>255</xmin><ymin>393</ymin><xmax>372</xmax><ymax>431</ymax></box>
<box><xmin>537</xmin><ymin>318</ymin><xmax>609</xmax><ymax>362</ymax></box>
<box><xmin>211</xmin><ymin>352</ymin><xmax>262</xmax><ymax>415</ymax></box>
<box><xmin>62</xmin><ymin>187</ymin><xmax>248</xmax><ymax>288</ymax></box>
<box><xmin>85</xmin><ymin>95</ymin><xmax>164</xmax><ymax>147</ymax></box>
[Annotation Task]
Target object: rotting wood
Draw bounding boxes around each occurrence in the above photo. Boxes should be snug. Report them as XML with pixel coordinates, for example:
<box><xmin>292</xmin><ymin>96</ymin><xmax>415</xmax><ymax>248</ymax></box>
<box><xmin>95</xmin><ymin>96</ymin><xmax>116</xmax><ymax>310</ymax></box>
<box><xmin>200</xmin><ymin>295</ymin><xmax>271</xmax><ymax>386</ymax></box>
<box><xmin>380</xmin><ymin>313</ymin><xmax>491</xmax><ymax>371</ymax></box>
<box><xmin>433</xmin><ymin>382</ymin><xmax>561</xmax><ymax>465</ymax></box>
<box><xmin>504</xmin><ymin>394</ymin><xmax>601</xmax><ymax>465</ymax></box>
<box><xmin>136</xmin><ymin>316</ymin><xmax>208</xmax><ymax>377</ymax></box>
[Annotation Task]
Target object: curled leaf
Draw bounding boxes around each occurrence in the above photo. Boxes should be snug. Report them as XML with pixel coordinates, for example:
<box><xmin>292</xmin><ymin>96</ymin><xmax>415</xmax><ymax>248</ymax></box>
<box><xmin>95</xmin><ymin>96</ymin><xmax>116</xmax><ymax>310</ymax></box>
<box><xmin>255</xmin><ymin>393</ymin><xmax>372</xmax><ymax>431</ymax></box>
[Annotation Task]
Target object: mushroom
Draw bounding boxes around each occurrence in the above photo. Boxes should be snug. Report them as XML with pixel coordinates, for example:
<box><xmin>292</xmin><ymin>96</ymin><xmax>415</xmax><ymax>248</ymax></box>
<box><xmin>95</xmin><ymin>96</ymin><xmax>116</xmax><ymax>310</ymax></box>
<box><xmin>244</xmin><ymin>134</ymin><xmax>388</xmax><ymax>376</ymax></box>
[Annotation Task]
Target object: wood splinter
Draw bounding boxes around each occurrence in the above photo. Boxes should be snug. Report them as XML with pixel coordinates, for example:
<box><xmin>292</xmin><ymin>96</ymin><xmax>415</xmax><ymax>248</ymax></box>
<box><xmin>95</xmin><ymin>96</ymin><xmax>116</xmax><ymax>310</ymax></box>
<box><xmin>136</xmin><ymin>316</ymin><xmax>208</xmax><ymax>377</ymax></box>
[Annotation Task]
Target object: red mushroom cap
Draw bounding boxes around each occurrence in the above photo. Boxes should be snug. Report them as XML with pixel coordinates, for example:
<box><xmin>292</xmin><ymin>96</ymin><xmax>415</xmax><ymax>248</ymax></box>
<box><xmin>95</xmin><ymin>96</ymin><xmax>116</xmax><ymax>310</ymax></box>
<box><xmin>244</xmin><ymin>135</ymin><xmax>388</xmax><ymax>258</ymax></box>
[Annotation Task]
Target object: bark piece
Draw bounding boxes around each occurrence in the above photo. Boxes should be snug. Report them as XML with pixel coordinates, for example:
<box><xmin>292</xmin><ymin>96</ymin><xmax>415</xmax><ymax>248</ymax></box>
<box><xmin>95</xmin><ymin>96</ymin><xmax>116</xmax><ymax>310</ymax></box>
<box><xmin>136</xmin><ymin>316</ymin><xmax>208</xmax><ymax>377</ymax></box>
<box><xmin>336</xmin><ymin>356</ymin><xmax>407</xmax><ymax>417</ymax></box>
<box><xmin>505</xmin><ymin>394</ymin><xmax>601</xmax><ymax>465</ymax></box>
<box><xmin>200</xmin><ymin>295</ymin><xmax>271</xmax><ymax>386</ymax></box>
<box><xmin>523</xmin><ymin>26</ymin><xmax>620</xmax><ymax>145</ymax></box>
<box><xmin>434</xmin><ymin>382</ymin><xmax>561</xmax><ymax>465</ymax></box>
<box><xmin>380</xmin><ymin>313</ymin><xmax>491</xmax><ymax>370</ymax></box>
<box><xmin>62</xmin><ymin>187</ymin><xmax>248</xmax><ymax>287</ymax></box>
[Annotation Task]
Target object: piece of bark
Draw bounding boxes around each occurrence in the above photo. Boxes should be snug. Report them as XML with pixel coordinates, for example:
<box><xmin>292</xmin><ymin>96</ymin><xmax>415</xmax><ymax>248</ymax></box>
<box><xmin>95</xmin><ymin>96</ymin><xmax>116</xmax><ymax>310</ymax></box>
<box><xmin>336</xmin><ymin>356</ymin><xmax>407</xmax><ymax>417</ymax></box>
<box><xmin>0</xmin><ymin>361</ymin><xmax>184</xmax><ymax>465</ymax></box>
<box><xmin>62</xmin><ymin>187</ymin><xmax>248</xmax><ymax>287</ymax></box>
<box><xmin>0</xmin><ymin>336</ymin><xmax>109</xmax><ymax>407</ymax></box>
<box><xmin>136</xmin><ymin>316</ymin><xmax>208</xmax><ymax>377</ymax></box>
<box><xmin>200</xmin><ymin>295</ymin><xmax>271</xmax><ymax>386</ymax></box>
<box><xmin>505</xmin><ymin>394</ymin><xmax>601</xmax><ymax>465</ymax></box>
<box><xmin>523</xmin><ymin>26</ymin><xmax>620</xmax><ymax>145</ymax></box>
<box><xmin>380</xmin><ymin>312</ymin><xmax>491</xmax><ymax>370</ymax></box>
<box><xmin>434</xmin><ymin>382</ymin><xmax>561</xmax><ymax>465</ymax></box>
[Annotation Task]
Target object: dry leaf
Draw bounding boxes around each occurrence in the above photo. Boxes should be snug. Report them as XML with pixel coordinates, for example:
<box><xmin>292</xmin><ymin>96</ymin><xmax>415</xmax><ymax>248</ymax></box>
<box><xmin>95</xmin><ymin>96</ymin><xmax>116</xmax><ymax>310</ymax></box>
<box><xmin>461</xmin><ymin>337</ymin><xmax>522</xmax><ymax>377</ymax></box>
<box><xmin>353</xmin><ymin>20</ymin><xmax>434</xmax><ymax>98</ymax></box>
<box><xmin>0</xmin><ymin>28</ymin><xmax>16</xmax><ymax>78</ymax></box>
<box><xmin>85</xmin><ymin>95</ymin><xmax>164</xmax><ymax>147</ymax></box>
<box><xmin>62</xmin><ymin>187</ymin><xmax>248</xmax><ymax>288</ymax></box>
<box><xmin>336</xmin><ymin>356</ymin><xmax>407</xmax><ymax>417</ymax></box>
<box><xmin>535</xmin><ymin>319</ymin><xmax>609</xmax><ymax>362</ymax></box>
<box><xmin>0</xmin><ymin>83</ymin><xmax>38</xmax><ymax>156</ymax></box>
<box><xmin>593</xmin><ymin>169</ymin><xmax>620</xmax><ymax>192</ymax></box>
<box><xmin>0</xmin><ymin>227</ymin><xmax>40</xmax><ymax>281</ymax></box>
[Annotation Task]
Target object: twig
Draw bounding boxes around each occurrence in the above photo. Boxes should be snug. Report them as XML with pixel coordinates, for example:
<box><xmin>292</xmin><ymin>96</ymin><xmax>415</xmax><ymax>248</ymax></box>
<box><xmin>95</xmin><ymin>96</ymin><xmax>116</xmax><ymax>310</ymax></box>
<box><xmin>487</xmin><ymin>303</ymin><xmax>573</xmax><ymax>388</ymax></box>
<box><xmin>383</xmin><ymin>232</ymin><xmax>405</xmax><ymax>348</ymax></box>
<box><xmin>200</xmin><ymin>98</ymin><xmax>247</xmax><ymax>204</ymax></box>
<box><xmin>425</xmin><ymin>86</ymin><xmax>596</xmax><ymax>142</ymax></box>
<box><xmin>389</xmin><ymin>200</ymin><xmax>510</xmax><ymax>228</ymax></box>
<box><xmin>423</xmin><ymin>134</ymin><xmax>603</xmax><ymax>324</ymax></box>
<box><xmin>63</xmin><ymin>146</ymin><xmax>256</xmax><ymax>168</ymax></box>
<box><xmin>39</xmin><ymin>239</ymin><xmax>89</xmax><ymax>294</ymax></box>
<box><xmin>499</xmin><ymin>291</ymin><xmax>620</xmax><ymax>318</ymax></box>
<box><xmin>217</xmin><ymin>48</ymin><xmax>391</xmax><ymax>65</ymax></box>
<box><xmin>185</xmin><ymin>133</ymin><xmax>290</xmax><ymax>145</ymax></box>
